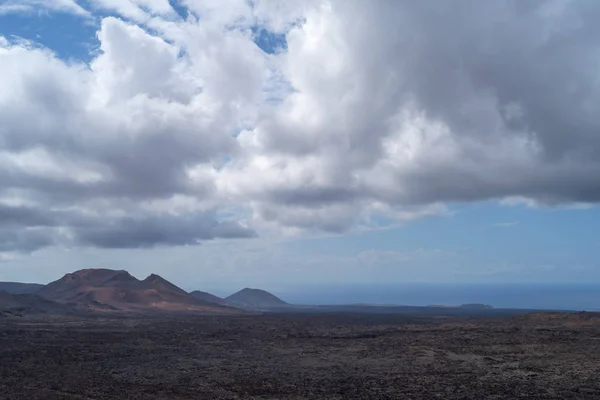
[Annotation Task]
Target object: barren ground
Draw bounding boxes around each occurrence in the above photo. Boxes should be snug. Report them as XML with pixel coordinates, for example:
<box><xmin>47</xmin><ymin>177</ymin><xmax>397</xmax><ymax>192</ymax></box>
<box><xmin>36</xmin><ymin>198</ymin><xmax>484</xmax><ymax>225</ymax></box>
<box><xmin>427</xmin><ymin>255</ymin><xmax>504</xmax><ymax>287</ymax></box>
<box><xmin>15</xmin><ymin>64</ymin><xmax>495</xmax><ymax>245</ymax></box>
<box><xmin>1</xmin><ymin>312</ymin><xmax>600</xmax><ymax>399</ymax></box>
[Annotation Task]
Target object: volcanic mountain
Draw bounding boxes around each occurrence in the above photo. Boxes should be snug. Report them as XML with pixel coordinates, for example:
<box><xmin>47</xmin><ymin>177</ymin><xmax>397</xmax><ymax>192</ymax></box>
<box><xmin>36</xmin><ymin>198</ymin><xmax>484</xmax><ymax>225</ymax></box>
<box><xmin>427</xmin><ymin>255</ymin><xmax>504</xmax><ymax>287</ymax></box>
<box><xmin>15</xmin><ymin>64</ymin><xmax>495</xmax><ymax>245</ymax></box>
<box><xmin>189</xmin><ymin>290</ymin><xmax>224</xmax><ymax>304</ymax></box>
<box><xmin>0</xmin><ymin>282</ymin><xmax>44</xmax><ymax>295</ymax></box>
<box><xmin>37</xmin><ymin>269</ymin><xmax>239</xmax><ymax>314</ymax></box>
<box><xmin>225</xmin><ymin>288</ymin><xmax>288</xmax><ymax>309</ymax></box>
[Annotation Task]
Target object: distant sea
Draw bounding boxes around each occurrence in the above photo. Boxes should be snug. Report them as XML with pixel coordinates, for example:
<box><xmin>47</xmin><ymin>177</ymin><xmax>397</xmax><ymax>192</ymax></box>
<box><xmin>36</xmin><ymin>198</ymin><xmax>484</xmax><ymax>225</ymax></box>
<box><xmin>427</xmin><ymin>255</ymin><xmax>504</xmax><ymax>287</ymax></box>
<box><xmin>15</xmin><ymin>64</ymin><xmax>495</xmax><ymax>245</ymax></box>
<box><xmin>278</xmin><ymin>283</ymin><xmax>600</xmax><ymax>311</ymax></box>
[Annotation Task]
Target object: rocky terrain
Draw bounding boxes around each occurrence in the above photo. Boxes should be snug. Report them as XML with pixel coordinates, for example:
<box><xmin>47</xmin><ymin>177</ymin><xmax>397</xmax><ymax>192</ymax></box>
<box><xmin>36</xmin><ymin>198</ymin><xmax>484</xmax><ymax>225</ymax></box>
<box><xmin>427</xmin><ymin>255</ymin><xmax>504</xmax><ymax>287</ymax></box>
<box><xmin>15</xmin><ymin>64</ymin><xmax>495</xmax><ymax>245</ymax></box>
<box><xmin>1</xmin><ymin>311</ymin><xmax>600</xmax><ymax>399</ymax></box>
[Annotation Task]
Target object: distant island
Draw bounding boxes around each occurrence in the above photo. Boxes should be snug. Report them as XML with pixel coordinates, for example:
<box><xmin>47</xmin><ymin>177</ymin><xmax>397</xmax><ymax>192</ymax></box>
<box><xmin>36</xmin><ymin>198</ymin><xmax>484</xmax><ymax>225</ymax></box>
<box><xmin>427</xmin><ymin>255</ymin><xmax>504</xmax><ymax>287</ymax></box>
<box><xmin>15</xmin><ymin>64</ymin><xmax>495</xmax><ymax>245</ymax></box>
<box><xmin>427</xmin><ymin>303</ymin><xmax>494</xmax><ymax>309</ymax></box>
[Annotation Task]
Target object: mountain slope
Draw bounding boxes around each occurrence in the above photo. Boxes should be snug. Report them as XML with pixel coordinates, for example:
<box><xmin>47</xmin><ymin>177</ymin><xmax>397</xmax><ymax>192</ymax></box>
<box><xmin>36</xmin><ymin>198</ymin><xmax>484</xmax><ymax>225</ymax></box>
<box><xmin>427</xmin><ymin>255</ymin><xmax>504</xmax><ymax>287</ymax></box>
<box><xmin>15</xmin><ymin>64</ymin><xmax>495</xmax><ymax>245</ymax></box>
<box><xmin>0</xmin><ymin>290</ymin><xmax>75</xmax><ymax>316</ymax></box>
<box><xmin>37</xmin><ymin>269</ymin><xmax>239</xmax><ymax>314</ymax></box>
<box><xmin>226</xmin><ymin>288</ymin><xmax>288</xmax><ymax>309</ymax></box>
<box><xmin>190</xmin><ymin>290</ymin><xmax>224</xmax><ymax>304</ymax></box>
<box><xmin>143</xmin><ymin>274</ymin><xmax>189</xmax><ymax>296</ymax></box>
<box><xmin>0</xmin><ymin>282</ymin><xmax>45</xmax><ymax>295</ymax></box>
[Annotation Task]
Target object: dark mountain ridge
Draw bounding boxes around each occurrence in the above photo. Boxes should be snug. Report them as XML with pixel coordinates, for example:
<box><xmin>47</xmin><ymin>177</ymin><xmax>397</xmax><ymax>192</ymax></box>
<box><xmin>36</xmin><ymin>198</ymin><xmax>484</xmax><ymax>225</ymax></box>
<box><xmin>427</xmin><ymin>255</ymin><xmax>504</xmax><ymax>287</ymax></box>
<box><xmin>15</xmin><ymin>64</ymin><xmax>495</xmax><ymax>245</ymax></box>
<box><xmin>226</xmin><ymin>288</ymin><xmax>288</xmax><ymax>309</ymax></box>
<box><xmin>190</xmin><ymin>290</ymin><xmax>224</xmax><ymax>304</ymax></box>
<box><xmin>0</xmin><ymin>290</ymin><xmax>76</xmax><ymax>316</ymax></box>
<box><xmin>36</xmin><ymin>269</ymin><xmax>238</xmax><ymax>314</ymax></box>
<box><xmin>4</xmin><ymin>270</ymin><xmax>536</xmax><ymax>317</ymax></box>
<box><xmin>0</xmin><ymin>282</ymin><xmax>45</xmax><ymax>295</ymax></box>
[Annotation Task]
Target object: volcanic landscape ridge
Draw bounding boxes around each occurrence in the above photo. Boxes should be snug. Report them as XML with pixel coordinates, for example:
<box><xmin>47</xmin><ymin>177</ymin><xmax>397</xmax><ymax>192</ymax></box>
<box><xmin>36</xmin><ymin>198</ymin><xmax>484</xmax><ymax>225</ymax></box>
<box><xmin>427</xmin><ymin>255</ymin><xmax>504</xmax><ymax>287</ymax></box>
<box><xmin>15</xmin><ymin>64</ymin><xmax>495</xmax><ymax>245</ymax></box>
<box><xmin>0</xmin><ymin>268</ymin><xmax>293</xmax><ymax>317</ymax></box>
<box><xmin>0</xmin><ymin>268</ymin><xmax>572</xmax><ymax>318</ymax></box>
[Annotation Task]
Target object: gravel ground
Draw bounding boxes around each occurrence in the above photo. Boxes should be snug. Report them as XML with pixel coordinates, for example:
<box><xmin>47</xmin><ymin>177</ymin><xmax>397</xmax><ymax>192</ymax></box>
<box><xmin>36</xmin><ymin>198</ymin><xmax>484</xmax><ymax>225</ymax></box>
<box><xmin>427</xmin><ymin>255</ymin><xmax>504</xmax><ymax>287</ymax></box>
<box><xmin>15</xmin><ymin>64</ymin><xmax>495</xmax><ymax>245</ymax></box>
<box><xmin>1</xmin><ymin>312</ymin><xmax>600</xmax><ymax>399</ymax></box>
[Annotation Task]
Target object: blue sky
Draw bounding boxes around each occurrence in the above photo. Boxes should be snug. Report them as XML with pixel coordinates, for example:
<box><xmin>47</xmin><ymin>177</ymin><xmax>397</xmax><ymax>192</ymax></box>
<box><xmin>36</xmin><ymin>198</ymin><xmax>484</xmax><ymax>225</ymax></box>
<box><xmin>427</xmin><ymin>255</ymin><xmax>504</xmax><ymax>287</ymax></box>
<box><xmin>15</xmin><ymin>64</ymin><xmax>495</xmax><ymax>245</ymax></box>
<box><xmin>0</xmin><ymin>2</ymin><xmax>285</xmax><ymax>58</ymax></box>
<box><xmin>0</xmin><ymin>1</ymin><xmax>600</xmax><ymax>293</ymax></box>
<box><xmin>0</xmin><ymin>9</ymin><xmax>96</xmax><ymax>60</ymax></box>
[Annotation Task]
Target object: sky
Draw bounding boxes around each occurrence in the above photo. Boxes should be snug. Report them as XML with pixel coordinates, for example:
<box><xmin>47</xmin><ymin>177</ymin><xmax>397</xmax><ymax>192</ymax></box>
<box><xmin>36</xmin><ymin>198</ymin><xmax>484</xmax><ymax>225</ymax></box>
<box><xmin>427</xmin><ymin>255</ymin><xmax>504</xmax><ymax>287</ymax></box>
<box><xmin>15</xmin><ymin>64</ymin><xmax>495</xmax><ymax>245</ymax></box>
<box><xmin>1</xmin><ymin>0</ymin><xmax>600</xmax><ymax>294</ymax></box>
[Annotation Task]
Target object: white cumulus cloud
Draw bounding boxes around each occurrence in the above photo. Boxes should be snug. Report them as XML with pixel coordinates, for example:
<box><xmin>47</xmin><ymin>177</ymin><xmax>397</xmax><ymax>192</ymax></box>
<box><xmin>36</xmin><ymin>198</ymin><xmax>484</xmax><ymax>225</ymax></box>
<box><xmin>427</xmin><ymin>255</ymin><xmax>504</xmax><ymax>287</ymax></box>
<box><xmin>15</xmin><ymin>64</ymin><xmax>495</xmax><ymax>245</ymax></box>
<box><xmin>0</xmin><ymin>0</ymin><xmax>90</xmax><ymax>16</ymax></box>
<box><xmin>1</xmin><ymin>0</ymin><xmax>600</xmax><ymax>254</ymax></box>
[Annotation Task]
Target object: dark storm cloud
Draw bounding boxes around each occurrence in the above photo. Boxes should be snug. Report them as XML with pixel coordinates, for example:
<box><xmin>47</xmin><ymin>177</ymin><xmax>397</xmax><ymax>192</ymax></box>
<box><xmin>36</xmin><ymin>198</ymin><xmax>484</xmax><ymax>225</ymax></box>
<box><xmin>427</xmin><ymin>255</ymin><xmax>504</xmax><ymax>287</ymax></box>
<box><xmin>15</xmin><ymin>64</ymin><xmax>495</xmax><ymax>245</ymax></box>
<box><xmin>0</xmin><ymin>229</ymin><xmax>56</xmax><ymax>253</ymax></box>
<box><xmin>242</xmin><ymin>0</ymin><xmax>600</xmax><ymax>223</ymax></box>
<box><xmin>74</xmin><ymin>214</ymin><xmax>257</xmax><ymax>249</ymax></box>
<box><xmin>0</xmin><ymin>205</ymin><xmax>257</xmax><ymax>252</ymax></box>
<box><xmin>379</xmin><ymin>0</ymin><xmax>600</xmax><ymax>206</ymax></box>
<box><xmin>0</xmin><ymin>204</ymin><xmax>56</xmax><ymax>227</ymax></box>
